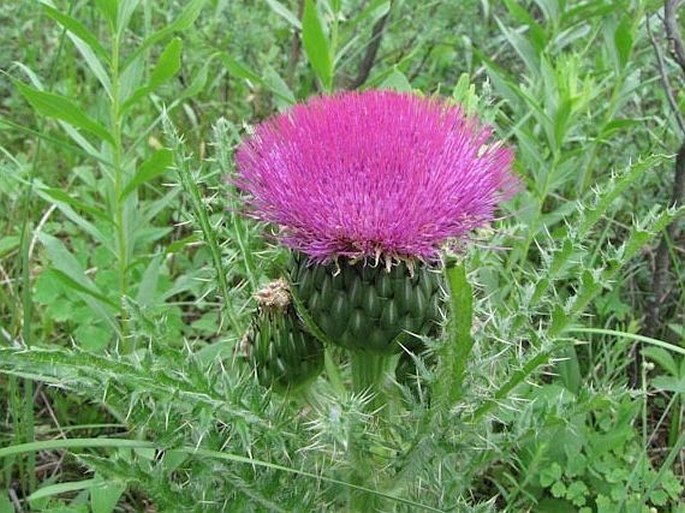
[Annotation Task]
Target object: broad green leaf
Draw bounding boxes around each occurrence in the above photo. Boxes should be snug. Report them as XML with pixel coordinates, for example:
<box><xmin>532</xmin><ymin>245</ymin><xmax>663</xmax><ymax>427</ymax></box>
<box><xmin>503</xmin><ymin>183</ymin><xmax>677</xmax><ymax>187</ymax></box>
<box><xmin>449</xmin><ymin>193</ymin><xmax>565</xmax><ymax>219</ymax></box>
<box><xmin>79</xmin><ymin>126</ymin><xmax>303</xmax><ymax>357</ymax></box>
<box><xmin>165</xmin><ymin>233</ymin><xmax>200</xmax><ymax>254</ymax></box>
<box><xmin>29</xmin><ymin>479</ymin><xmax>98</xmax><ymax>502</ymax></box>
<box><xmin>613</xmin><ymin>16</ymin><xmax>633</xmax><ymax>69</ymax></box>
<box><xmin>123</xmin><ymin>0</ymin><xmax>205</xmax><ymax>70</ymax></box>
<box><xmin>16</xmin><ymin>82</ymin><xmax>114</xmax><ymax>144</ymax></box>
<box><xmin>67</xmin><ymin>32</ymin><xmax>112</xmax><ymax>96</ymax></box>
<box><xmin>652</xmin><ymin>376</ymin><xmax>685</xmax><ymax>394</ymax></box>
<box><xmin>346</xmin><ymin>0</ymin><xmax>389</xmax><ymax>35</ymax></box>
<box><xmin>119</xmin><ymin>52</ymin><xmax>145</xmax><ymax>102</ymax></box>
<box><xmin>35</xmin><ymin>5</ymin><xmax>111</xmax><ymax>95</ymax></box>
<box><xmin>495</xmin><ymin>16</ymin><xmax>540</xmax><ymax>76</ymax></box>
<box><xmin>35</xmin><ymin>187</ymin><xmax>110</xmax><ymax>246</ymax></box>
<box><xmin>149</xmin><ymin>37</ymin><xmax>183</xmax><ymax>90</ymax></box>
<box><xmin>52</xmin><ymin>269</ymin><xmax>118</xmax><ymax>309</ymax></box>
<box><xmin>0</xmin><ymin>495</ymin><xmax>12</xmax><ymax>513</ymax></box>
<box><xmin>379</xmin><ymin>68</ymin><xmax>412</xmax><ymax>92</ymax></box>
<box><xmin>121</xmin><ymin>149</ymin><xmax>173</xmax><ymax>199</ymax></box>
<box><xmin>553</xmin><ymin>97</ymin><xmax>572</xmax><ymax>150</ymax></box>
<box><xmin>37</xmin><ymin>186</ymin><xmax>112</xmax><ymax>224</ymax></box>
<box><xmin>263</xmin><ymin>66</ymin><xmax>296</xmax><ymax>106</ymax></box>
<box><xmin>58</xmin><ymin>120</ymin><xmax>106</xmax><ymax>161</ymax></box>
<box><xmin>302</xmin><ymin>0</ymin><xmax>332</xmax><ymax>90</ymax></box>
<box><xmin>121</xmin><ymin>38</ymin><xmax>183</xmax><ymax>112</ymax></box>
<box><xmin>0</xmin><ymin>235</ymin><xmax>19</xmax><ymax>258</ymax></box>
<box><xmin>642</xmin><ymin>347</ymin><xmax>678</xmax><ymax>377</ymax></box>
<box><xmin>178</xmin><ymin>54</ymin><xmax>217</xmax><ymax>99</ymax></box>
<box><xmin>38</xmin><ymin>233</ymin><xmax>117</xmax><ymax>310</ymax></box>
<box><xmin>265</xmin><ymin>0</ymin><xmax>301</xmax><ymax>29</ymax></box>
<box><xmin>502</xmin><ymin>0</ymin><xmax>547</xmax><ymax>52</ymax></box>
<box><xmin>40</xmin><ymin>3</ymin><xmax>109</xmax><ymax>61</ymax></box>
<box><xmin>117</xmin><ymin>0</ymin><xmax>140</xmax><ymax>36</ymax></box>
<box><xmin>94</xmin><ymin>0</ymin><xmax>118</xmax><ymax>29</ymax></box>
<box><xmin>91</xmin><ymin>475</ymin><xmax>126</xmax><ymax>513</ymax></box>
<box><xmin>221</xmin><ymin>54</ymin><xmax>262</xmax><ymax>83</ymax></box>
<box><xmin>136</xmin><ymin>255</ymin><xmax>162</xmax><ymax>306</ymax></box>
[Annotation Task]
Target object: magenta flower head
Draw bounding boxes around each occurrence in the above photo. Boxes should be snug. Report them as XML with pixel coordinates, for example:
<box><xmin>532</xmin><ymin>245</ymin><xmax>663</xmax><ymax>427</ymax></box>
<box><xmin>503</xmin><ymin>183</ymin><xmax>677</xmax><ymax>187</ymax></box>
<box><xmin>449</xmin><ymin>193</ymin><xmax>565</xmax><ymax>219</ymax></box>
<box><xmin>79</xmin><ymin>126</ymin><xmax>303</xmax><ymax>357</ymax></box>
<box><xmin>235</xmin><ymin>90</ymin><xmax>517</xmax><ymax>264</ymax></box>
<box><xmin>237</xmin><ymin>90</ymin><xmax>517</xmax><ymax>354</ymax></box>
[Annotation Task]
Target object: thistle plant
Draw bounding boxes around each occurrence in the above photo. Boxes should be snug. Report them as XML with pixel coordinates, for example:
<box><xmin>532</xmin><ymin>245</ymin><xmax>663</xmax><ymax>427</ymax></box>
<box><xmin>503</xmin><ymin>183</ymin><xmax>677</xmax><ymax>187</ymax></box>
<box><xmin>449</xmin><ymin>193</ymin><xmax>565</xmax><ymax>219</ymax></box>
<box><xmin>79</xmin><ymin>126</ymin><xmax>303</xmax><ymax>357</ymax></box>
<box><xmin>237</xmin><ymin>90</ymin><xmax>517</xmax><ymax>394</ymax></box>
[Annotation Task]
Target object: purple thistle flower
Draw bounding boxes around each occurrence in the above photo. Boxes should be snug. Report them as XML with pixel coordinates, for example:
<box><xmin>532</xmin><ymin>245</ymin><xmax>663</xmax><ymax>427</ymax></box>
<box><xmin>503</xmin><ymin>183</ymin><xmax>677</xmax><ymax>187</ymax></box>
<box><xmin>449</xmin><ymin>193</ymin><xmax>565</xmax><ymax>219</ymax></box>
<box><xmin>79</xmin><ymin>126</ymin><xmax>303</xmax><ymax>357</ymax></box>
<box><xmin>236</xmin><ymin>90</ymin><xmax>517</xmax><ymax>263</ymax></box>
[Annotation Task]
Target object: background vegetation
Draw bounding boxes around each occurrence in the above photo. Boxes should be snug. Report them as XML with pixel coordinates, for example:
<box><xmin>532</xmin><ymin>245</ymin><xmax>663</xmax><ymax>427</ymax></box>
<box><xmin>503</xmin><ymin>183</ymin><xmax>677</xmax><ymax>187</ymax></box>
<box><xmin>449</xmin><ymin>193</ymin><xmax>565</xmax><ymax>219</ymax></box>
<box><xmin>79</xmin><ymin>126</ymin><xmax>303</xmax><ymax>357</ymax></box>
<box><xmin>0</xmin><ymin>0</ymin><xmax>683</xmax><ymax>511</ymax></box>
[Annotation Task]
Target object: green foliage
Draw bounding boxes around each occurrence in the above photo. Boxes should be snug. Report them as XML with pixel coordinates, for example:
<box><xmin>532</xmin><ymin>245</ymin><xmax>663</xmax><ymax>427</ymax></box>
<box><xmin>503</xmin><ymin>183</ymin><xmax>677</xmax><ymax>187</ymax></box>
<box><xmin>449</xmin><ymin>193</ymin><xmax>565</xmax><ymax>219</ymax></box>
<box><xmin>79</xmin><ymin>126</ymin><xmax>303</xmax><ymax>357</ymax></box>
<box><xmin>498</xmin><ymin>384</ymin><xmax>683</xmax><ymax>511</ymax></box>
<box><xmin>1</xmin><ymin>0</ymin><xmax>683</xmax><ymax>512</ymax></box>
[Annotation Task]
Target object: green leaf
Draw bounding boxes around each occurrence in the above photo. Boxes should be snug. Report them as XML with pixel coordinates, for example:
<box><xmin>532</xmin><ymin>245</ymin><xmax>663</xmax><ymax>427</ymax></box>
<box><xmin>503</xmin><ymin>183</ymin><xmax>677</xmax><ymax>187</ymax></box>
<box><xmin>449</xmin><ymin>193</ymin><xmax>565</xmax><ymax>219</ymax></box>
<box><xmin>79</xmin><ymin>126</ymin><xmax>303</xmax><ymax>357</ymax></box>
<box><xmin>149</xmin><ymin>37</ymin><xmax>183</xmax><ymax>89</ymax></box>
<box><xmin>221</xmin><ymin>54</ymin><xmax>262</xmax><ymax>83</ymax></box>
<box><xmin>38</xmin><ymin>186</ymin><xmax>111</xmax><ymax>224</ymax></box>
<box><xmin>263</xmin><ymin>66</ymin><xmax>296</xmax><ymax>106</ymax></box>
<box><xmin>16</xmin><ymin>82</ymin><xmax>114</xmax><ymax>144</ymax></box>
<box><xmin>136</xmin><ymin>255</ymin><xmax>162</xmax><ymax>306</ymax></box>
<box><xmin>38</xmin><ymin>233</ymin><xmax>118</xmax><ymax>310</ymax></box>
<box><xmin>94</xmin><ymin>0</ymin><xmax>118</xmax><ymax>29</ymax></box>
<box><xmin>123</xmin><ymin>0</ymin><xmax>205</xmax><ymax>70</ymax></box>
<box><xmin>34</xmin><ymin>187</ymin><xmax>110</xmax><ymax>246</ymax></box>
<box><xmin>452</xmin><ymin>73</ymin><xmax>479</xmax><ymax>115</ymax></box>
<box><xmin>69</xmin><ymin>32</ymin><xmax>113</xmax><ymax>96</ymax></box>
<box><xmin>121</xmin><ymin>149</ymin><xmax>173</xmax><ymax>199</ymax></box>
<box><xmin>652</xmin><ymin>376</ymin><xmax>685</xmax><ymax>394</ymax></box>
<box><xmin>178</xmin><ymin>54</ymin><xmax>217</xmax><ymax>99</ymax></box>
<box><xmin>568</xmin><ymin>328</ymin><xmax>685</xmax><ymax>357</ymax></box>
<box><xmin>265</xmin><ymin>0</ymin><xmax>302</xmax><ymax>29</ymax></box>
<box><xmin>0</xmin><ymin>495</ymin><xmax>13</xmax><ymax>513</ymax></box>
<box><xmin>502</xmin><ymin>0</ymin><xmax>547</xmax><ymax>51</ymax></box>
<box><xmin>117</xmin><ymin>0</ymin><xmax>140</xmax><ymax>36</ymax></box>
<box><xmin>121</xmin><ymin>38</ymin><xmax>183</xmax><ymax>112</ymax></box>
<box><xmin>495</xmin><ymin>16</ymin><xmax>540</xmax><ymax>76</ymax></box>
<box><xmin>0</xmin><ymin>235</ymin><xmax>19</xmax><ymax>258</ymax></box>
<box><xmin>29</xmin><ymin>479</ymin><xmax>97</xmax><ymax>502</ymax></box>
<box><xmin>642</xmin><ymin>347</ymin><xmax>678</xmax><ymax>376</ymax></box>
<box><xmin>553</xmin><ymin>97</ymin><xmax>573</xmax><ymax>150</ymax></box>
<box><xmin>221</xmin><ymin>55</ymin><xmax>295</xmax><ymax>106</ymax></box>
<box><xmin>346</xmin><ymin>0</ymin><xmax>390</xmax><ymax>30</ymax></box>
<box><xmin>39</xmin><ymin>3</ymin><xmax>109</xmax><ymax>61</ymax></box>
<box><xmin>51</xmin><ymin>269</ymin><xmax>118</xmax><ymax>309</ymax></box>
<box><xmin>557</xmin><ymin>344</ymin><xmax>581</xmax><ymax>395</ymax></box>
<box><xmin>379</xmin><ymin>68</ymin><xmax>412</xmax><ymax>92</ymax></box>
<box><xmin>613</xmin><ymin>16</ymin><xmax>633</xmax><ymax>69</ymax></box>
<box><xmin>90</xmin><ymin>476</ymin><xmax>126</xmax><ymax>513</ymax></box>
<box><xmin>302</xmin><ymin>0</ymin><xmax>332</xmax><ymax>91</ymax></box>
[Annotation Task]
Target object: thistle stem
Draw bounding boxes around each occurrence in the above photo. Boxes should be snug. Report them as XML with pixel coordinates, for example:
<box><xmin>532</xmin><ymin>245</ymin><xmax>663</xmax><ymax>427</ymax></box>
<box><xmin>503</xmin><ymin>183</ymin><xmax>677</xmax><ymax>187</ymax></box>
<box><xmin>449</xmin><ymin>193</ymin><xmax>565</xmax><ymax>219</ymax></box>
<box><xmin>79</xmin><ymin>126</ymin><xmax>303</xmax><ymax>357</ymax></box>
<box><xmin>350</xmin><ymin>352</ymin><xmax>389</xmax><ymax>401</ymax></box>
<box><xmin>347</xmin><ymin>351</ymin><xmax>392</xmax><ymax>511</ymax></box>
